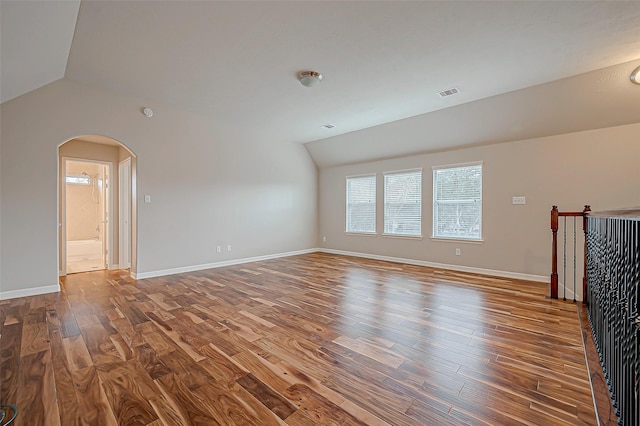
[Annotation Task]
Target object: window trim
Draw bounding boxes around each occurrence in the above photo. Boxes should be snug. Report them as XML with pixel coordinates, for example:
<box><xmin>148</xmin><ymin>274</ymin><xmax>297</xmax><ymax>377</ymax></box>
<box><xmin>432</xmin><ymin>161</ymin><xmax>483</xmax><ymax>242</ymax></box>
<box><xmin>345</xmin><ymin>173</ymin><xmax>377</xmax><ymax>235</ymax></box>
<box><xmin>345</xmin><ymin>231</ymin><xmax>377</xmax><ymax>237</ymax></box>
<box><xmin>383</xmin><ymin>168</ymin><xmax>423</xmax><ymax>238</ymax></box>
<box><xmin>432</xmin><ymin>161</ymin><xmax>483</xmax><ymax>171</ymax></box>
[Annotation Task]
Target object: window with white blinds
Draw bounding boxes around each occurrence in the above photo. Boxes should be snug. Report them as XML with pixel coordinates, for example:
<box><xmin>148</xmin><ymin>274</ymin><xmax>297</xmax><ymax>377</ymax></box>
<box><xmin>433</xmin><ymin>162</ymin><xmax>482</xmax><ymax>240</ymax></box>
<box><xmin>383</xmin><ymin>170</ymin><xmax>422</xmax><ymax>236</ymax></box>
<box><xmin>346</xmin><ymin>175</ymin><xmax>376</xmax><ymax>233</ymax></box>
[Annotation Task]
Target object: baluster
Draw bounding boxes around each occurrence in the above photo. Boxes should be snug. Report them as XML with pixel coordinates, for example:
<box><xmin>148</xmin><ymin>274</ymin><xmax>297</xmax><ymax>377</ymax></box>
<box><xmin>584</xmin><ymin>211</ymin><xmax>640</xmax><ymax>425</ymax></box>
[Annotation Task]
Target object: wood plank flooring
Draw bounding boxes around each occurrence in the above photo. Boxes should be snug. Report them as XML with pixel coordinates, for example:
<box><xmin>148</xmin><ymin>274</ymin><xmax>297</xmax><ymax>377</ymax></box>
<box><xmin>0</xmin><ymin>253</ymin><xmax>598</xmax><ymax>425</ymax></box>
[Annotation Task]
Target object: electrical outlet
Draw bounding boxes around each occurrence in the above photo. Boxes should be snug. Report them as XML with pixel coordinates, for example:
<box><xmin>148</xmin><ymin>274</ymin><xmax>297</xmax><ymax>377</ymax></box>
<box><xmin>227</xmin><ymin>244</ymin><xmax>232</xmax><ymax>252</ymax></box>
<box><xmin>455</xmin><ymin>248</ymin><xmax>461</xmax><ymax>256</ymax></box>
<box><xmin>322</xmin><ymin>236</ymin><xmax>327</xmax><ymax>242</ymax></box>
<box><xmin>216</xmin><ymin>245</ymin><xmax>221</xmax><ymax>253</ymax></box>
<box><xmin>512</xmin><ymin>196</ymin><xmax>526</xmax><ymax>205</ymax></box>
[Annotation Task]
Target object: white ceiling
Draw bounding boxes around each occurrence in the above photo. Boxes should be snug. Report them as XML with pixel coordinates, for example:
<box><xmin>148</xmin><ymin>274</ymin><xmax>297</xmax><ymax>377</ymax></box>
<box><xmin>2</xmin><ymin>1</ymin><xmax>640</xmax><ymax>166</ymax></box>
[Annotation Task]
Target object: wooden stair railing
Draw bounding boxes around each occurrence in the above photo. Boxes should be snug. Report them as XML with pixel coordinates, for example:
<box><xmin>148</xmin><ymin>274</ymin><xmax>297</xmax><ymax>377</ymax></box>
<box><xmin>550</xmin><ymin>205</ymin><xmax>591</xmax><ymax>301</ymax></box>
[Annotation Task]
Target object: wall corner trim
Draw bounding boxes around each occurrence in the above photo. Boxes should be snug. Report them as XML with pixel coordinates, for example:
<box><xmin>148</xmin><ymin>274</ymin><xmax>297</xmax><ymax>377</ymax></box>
<box><xmin>319</xmin><ymin>248</ymin><xmax>548</xmax><ymax>283</ymax></box>
<box><xmin>131</xmin><ymin>248</ymin><xmax>319</xmax><ymax>280</ymax></box>
<box><xmin>0</xmin><ymin>284</ymin><xmax>61</xmax><ymax>300</ymax></box>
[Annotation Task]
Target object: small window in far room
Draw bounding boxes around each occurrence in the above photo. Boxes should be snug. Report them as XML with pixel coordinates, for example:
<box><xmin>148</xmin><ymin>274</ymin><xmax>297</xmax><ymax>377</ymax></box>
<box><xmin>433</xmin><ymin>162</ymin><xmax>483</xmax><ymax>240</ymax></box>
<box><xmin>66</xmin><ymin>175</ymin><xmax>90</xmax><ymax>185</ymax></box>
<box><xmin>346</xmin><ymin>174</ymin><xmax>376</xmax><ymax>234</ymax></box>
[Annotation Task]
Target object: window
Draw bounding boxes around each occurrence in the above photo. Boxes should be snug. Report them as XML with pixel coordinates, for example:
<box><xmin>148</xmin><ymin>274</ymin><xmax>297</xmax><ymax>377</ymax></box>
<box><xmin>433</xmin><ymin>162</ymin><xmax>482</xmax><ymax>240</ymax></box>
<box><xmin>384</xmin><ymin>170</ymin><xmax>422</xmax><ymax>236</ymax></box>
<box><xmin>66</xmin><ymin>175</ymin><xmax>90</xmax><ymax>185</ymax></box>
<box><xmin>346</xmin><ymin>174</ymin><xmax>376</xmax><ymax>233</ymax></box>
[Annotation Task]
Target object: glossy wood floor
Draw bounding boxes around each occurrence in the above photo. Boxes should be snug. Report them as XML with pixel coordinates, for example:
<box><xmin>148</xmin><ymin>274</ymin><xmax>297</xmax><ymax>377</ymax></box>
<box><xmin>0</xmin><ymin>253</ymin><xmax>598</xmax><ymax>425</ymax></box>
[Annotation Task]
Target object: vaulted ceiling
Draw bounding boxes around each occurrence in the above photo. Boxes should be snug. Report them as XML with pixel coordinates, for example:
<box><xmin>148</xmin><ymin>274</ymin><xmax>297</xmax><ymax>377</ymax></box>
<box><xmin>2</xmin><ymin>1</ymin><xmax>639</xmax><ymax>166</ymax></box>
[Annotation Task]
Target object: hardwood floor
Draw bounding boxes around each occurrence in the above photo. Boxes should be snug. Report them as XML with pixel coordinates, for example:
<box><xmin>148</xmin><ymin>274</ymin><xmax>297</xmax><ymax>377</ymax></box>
<box><xmin>0</xmin><ymin>253</ymin><xmax>598</xmax><ymax>425</ymax></box>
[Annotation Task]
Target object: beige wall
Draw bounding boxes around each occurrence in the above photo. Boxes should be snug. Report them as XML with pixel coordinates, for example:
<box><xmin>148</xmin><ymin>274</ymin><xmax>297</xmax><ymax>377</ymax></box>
<box><xmin>0</xmin><ymin>78</ymin><xmax>317</xmax><ymax>294</ymax></box>
<box><xmin>319</xmin><ymin>122</ymin><xmax>640</xmax><ymax>299</ymax></box>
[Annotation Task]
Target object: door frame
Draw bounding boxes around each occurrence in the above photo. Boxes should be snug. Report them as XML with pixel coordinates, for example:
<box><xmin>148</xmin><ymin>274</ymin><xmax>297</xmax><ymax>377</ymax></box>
<box><xmin>119</xmin><ymin>157</ymin><xmax>132</xmax><ymax>269</ymax></box>
<box><xmin>60</xmin><ymin>157</ymin><xmax>113</xmax><ymax>275</ymax></box>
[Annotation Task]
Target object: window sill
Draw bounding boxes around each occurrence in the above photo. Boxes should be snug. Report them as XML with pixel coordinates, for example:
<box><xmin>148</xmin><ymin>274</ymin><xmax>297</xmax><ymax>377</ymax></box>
<box><xmin>382</xmin><ymin>233</ymin><xmax>423</xmax><ymax>240</ymax></box>
<box><xmin>430</xmin><ymin>237</ymin><xmax>484</xmax><ymax>244</ymax></box>
<box><xmin>345</xmin><ymin>232</ymin><xmax>377</xmax><ymax>237</ymax></box>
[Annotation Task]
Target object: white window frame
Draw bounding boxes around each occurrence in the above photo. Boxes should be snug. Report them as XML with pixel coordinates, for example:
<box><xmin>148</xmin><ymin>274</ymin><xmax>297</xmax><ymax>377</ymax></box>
<box><xmin>345</xmin><ymin>174</ymin><xmax>377</xmax><ymax>235</ymax></box>
<box><xmin>432</xmin><ymin>161</ymin><xmax>483</xmax><ymax>241</ymax></box>
<box><xmin>383</xmin><ymin>168</ymin><xmax>422</xmax><ymax>238</ymax></box>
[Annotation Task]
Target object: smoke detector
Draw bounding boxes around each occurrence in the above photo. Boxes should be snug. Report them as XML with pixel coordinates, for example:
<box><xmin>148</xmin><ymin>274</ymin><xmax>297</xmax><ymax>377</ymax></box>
<box><xmin>298</xmin><ymin>71</ymin><xmax>323</xmax><ymax>88</ymax></box>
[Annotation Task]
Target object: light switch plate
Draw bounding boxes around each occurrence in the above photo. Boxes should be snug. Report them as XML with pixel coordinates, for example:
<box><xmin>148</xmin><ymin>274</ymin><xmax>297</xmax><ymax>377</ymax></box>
<box><xmin>144</xmin><ymin>195</ymin><xmax>151</xmax><ymax>203</ymax></box>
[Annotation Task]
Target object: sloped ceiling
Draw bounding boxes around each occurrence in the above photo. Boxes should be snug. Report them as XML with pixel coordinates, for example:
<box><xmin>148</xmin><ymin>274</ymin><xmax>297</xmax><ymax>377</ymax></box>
<box><xmin>0</xmin><ymin>0</ymin><xmax>80</xmax><ymax>103</ymax></box>
<box><xmin>306</xmin><ymin>59</ymin><xmax>640</xmax><ymax>167</ymax></box>
<box><xmin>2</xmin><ymin>1</ymin><xmax>639</xmax><ymax>166</ymax></box>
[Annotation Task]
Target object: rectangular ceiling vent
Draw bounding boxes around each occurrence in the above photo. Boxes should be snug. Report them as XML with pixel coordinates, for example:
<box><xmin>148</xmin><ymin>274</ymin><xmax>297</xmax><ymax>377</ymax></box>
<box><xmin>321</xmin><ymin>123</ymin><xmax>335</xmax><ymax>129</ymax></box>
<box><xmin>438</xmin><ymin>87</ymin><xmax>460</xmax><ymax>98</ymax></box>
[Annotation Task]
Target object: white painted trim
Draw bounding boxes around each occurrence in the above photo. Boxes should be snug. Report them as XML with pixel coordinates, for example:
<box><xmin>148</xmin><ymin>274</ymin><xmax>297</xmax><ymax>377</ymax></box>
<box><xmin>0</xmin><ymin>249</ymin><xmax>549</xmax><ymax>299</ymax></box>
<box><xmin>432</xmin><ymin>160</ymin><xmax>484</xmax><ymax>171</ymax></box>
<box><xmin>577</xmin><ymin>304</ymin><xmax>599</xmax><ymax>426</ymax></box>
<box><xmin>59</xmin><ymin>156</ymin><xmax>68</xmax><ymax>276</ymax></box>
<box><xmin>131</xmin><ymin>248</ymin><xmax>318</xmax><ymax>280</ymax></box>
<box><xmin>0</xmin><ymin>284</ymin><xmax>61</xmax><ymax>300</ymax></box>
<box><xmin>381</xmin><ymin>233</ymin><xmax>423</xmax><ymax>240</ymax></box>
<box><xmin>119</xmin><ymin>157</ymin><xmax>132</xmax><ymax>269</ymax></box>
<box><xmin>319</xmin><ymin>248</ymin><xmax>548</xmax><ymax>283</ymax></box>
<box><xmin>429</xmin><ymin>237</ymin><xmax>484</xmax><ymax>244</ymax></box>
<box><xmin>60</xmin><ymin>157</ymin><xmax>113</xmax><ymax>274</ymax></box>
<box><xmin>109</xmin><ymin>264</ymin><xmax>120</xmax><ymax>270</ymax></box>
<box><xmin>558</xmin><ymin>282</ymin><xmax>581</xmax><ymax>302</ymax></box>
<box><xmin>345</xmin><ymin>172</ymin><xmax>376</xmax><ymax>179</ymax></box>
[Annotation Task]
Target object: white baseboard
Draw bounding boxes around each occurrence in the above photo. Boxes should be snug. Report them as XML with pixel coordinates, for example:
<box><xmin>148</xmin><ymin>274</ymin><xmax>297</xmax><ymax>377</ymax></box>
<box><xmin>132</xmin><ymin>248</ymin><xmax>319</xmax><ymax>280</ymax></box>
<box><xmin>0</xmin><ymin>284</ymin><xmax>61</xmax><ymax>300</ymax></box>
<box><xmin>319</xmin><ymin>248</ymin><xmax>548</xmax><ymax>283</ymax></box>
<box><xmin>0</xmin><ymin>250</ymin><xmax>552</xmax><ymax>300</ymax></box>
<box><xmin>558</xmin><ymin>283</ymin><xmax>582</xmax><ymax>302</ymax></box>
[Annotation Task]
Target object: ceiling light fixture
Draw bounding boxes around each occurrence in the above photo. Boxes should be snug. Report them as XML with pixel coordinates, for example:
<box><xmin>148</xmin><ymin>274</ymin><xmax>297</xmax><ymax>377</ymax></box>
<box><xmin>142</xmin><ymin>107</ymin><xmax>154</xmax><ymax>117</ymax></box>
<box><xmin>631</xmin><ymin>66</ymin><xmax>640</xmax><ymax>85</ymax></box>
<box><xmin>298</xmin><ymin>71</ymin><xmax>323</xmax><ymax>88</ymax></box>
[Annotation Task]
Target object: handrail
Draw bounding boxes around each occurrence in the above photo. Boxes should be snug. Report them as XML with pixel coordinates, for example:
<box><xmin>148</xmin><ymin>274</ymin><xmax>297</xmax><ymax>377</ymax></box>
<box><xmin>550</xmin><ymin>205</ymin><xmax>591</xmax><ymax>300</ymax></box>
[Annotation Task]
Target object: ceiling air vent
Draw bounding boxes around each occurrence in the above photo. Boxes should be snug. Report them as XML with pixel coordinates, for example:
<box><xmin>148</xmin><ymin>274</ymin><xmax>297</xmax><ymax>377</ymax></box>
<box><xmin>321</xmin><ymin>123</ymin><xmax>335</xmax><ymax>129</ymax></box>
<box><xmin>438</xmin><ymin>87</ymin><xmax>460</xmax><ymax>98</ymax></box>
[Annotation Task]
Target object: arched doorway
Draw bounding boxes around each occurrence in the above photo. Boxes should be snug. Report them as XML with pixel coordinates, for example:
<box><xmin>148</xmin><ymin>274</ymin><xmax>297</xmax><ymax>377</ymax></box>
<box><xmin>58</xmin><ymin>135</ymin><xmax>137</xmax><ymax>277</ymax></box>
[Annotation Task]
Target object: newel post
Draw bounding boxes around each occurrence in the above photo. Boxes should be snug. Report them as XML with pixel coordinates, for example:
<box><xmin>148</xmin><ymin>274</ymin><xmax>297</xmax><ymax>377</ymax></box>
<box><xmin>582</xmin><ymin>205</ymin><xmax>591</xmax><ymax>305</ymax></box>
<box><xmin>550</xmin><ymin>206</ymin><xmax>559</xmax><ymax>299</ymax></box>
